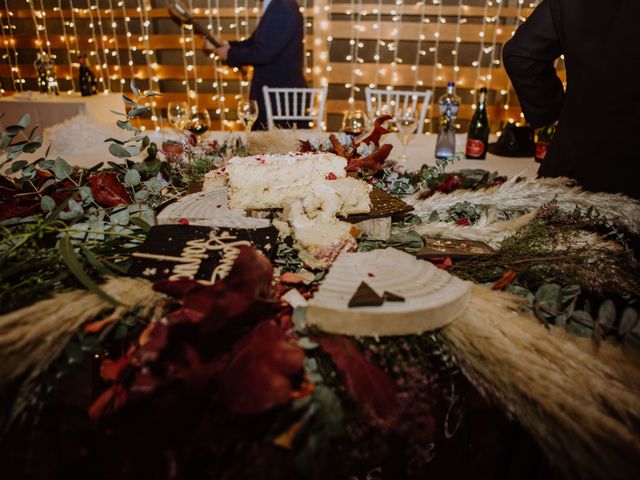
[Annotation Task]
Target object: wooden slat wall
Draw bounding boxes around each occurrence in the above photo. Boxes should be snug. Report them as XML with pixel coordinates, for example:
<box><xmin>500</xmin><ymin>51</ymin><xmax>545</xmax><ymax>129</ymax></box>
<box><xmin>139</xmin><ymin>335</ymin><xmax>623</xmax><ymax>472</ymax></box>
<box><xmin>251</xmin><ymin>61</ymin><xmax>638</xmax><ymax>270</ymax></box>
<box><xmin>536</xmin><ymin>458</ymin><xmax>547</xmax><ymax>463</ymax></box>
<box><xmin>0</xmin><ymin>0</ymin><xmax>556</xmax><ymax>131</ymax></box>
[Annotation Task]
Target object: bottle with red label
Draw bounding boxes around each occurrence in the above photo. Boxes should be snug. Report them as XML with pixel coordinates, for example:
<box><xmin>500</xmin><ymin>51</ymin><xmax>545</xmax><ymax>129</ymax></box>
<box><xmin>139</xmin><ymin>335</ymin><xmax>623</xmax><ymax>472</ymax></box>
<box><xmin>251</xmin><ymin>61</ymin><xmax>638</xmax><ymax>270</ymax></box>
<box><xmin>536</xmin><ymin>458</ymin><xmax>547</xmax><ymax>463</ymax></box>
<box><xmin>535</xmin><ymin>123</ymin><xmax>556</xmax><ymax>163</ymax></box>
<box><xmin>465</xmin><ymin>87</ymin><xmax>490</xmax><ymax>159</ymax></box>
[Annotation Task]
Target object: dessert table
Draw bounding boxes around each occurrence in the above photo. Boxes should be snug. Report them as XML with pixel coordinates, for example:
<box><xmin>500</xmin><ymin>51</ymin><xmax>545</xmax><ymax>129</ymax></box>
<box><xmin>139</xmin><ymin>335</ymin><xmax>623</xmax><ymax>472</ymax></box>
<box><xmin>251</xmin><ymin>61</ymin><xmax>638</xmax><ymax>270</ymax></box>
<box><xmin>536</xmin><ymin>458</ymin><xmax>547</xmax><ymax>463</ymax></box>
<box><xmin>1</xmin><ymin>109</ymin><xmax>639</xmax><ymax>480</ymax></box>
<box><xmin>0</xmin><ymin>91</ymin><xmax>121</xmax><ymax>131</ymax></box>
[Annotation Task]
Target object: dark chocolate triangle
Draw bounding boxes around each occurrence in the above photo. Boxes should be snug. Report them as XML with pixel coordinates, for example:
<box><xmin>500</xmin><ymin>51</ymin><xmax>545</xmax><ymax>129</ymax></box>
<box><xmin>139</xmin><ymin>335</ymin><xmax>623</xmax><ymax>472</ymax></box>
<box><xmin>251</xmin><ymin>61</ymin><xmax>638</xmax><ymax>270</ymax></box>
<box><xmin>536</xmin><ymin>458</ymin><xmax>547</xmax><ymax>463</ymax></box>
<box><xmin>348</xmin><ymin>282</ymin><xmax>384</xmax><ymax>308</ymax></box>
<box><xmin>383</xmin><ymin>291</ymin><xmax>405</xmax><ymax>302</ymax></box>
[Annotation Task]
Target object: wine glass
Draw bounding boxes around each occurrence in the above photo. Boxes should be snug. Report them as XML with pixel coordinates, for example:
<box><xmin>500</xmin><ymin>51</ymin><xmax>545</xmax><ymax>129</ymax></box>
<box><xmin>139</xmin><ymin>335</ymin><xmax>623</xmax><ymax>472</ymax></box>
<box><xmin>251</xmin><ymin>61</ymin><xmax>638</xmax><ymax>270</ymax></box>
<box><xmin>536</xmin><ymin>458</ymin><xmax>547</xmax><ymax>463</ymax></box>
<box><xmin>341</xmin><ymin>110</ymin><xmax>369</xmax><ymax>138</ymax></box>
<box><xmin>237</xmin><ymin>98</ymin><xmax>258</xmax><ymax>132</ymax></box>
<box><xmin>186</xmin><ymin>105</ymin><xmax>211</xmax><ymax>140</ymax></box>
<box><xmin>395</xmin><ymin>109</ymin><xmax>418</xmax><ymax>162</ymax></box>
<box><xmin>167</xmin><ymin>101</ymin><xmax>189</xmax><ymax>131</ymax></box>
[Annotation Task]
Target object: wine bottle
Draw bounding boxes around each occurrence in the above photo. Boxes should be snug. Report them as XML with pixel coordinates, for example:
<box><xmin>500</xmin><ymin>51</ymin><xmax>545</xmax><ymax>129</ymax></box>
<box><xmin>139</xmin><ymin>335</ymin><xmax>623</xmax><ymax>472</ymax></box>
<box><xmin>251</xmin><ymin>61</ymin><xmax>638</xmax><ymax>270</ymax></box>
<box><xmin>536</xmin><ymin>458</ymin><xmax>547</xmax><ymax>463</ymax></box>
<box><xmin>435</xmin><ymin>82</ymin><xmax>460</xmax><ymax>159</ymax></box>
<box><xmin>535</xmin><ymin>123</ymin><xmax>556</xmax><ymax>163</ymax></box>
<box><xmin>78</xmin><ymin>54</ymin><xmax>97</xmax><ymax>97</ymax></box>
<box><xmin>465</xmin><ymin>87</ymin><xmax>490</xmax><ymax>160</ymax></box>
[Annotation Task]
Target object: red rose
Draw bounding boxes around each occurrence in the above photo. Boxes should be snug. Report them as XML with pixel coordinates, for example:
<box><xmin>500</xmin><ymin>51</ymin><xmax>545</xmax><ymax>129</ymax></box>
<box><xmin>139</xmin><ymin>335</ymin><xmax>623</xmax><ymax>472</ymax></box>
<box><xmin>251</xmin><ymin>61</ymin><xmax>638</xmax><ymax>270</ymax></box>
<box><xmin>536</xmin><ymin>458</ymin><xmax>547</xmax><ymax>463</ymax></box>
<box><xmin>88</xmin><ymin>172</ymin><xmax>132</xmax><ymax>207</ymax></box>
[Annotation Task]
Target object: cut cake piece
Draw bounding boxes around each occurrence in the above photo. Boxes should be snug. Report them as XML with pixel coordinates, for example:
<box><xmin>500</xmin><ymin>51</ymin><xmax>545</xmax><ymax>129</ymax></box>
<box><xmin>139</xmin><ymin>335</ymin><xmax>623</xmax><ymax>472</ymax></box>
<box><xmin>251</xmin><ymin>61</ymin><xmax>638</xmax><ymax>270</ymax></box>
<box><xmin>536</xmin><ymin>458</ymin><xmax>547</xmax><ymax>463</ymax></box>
<box><xmin>226</xmin><ymin>152</ymin><xmax>347</xmax><ymax>210</ymax></box>
<box><xmin>291</xmin><ymin>221</ymin><xmax>358</xmax><ymax>270</ymax></box>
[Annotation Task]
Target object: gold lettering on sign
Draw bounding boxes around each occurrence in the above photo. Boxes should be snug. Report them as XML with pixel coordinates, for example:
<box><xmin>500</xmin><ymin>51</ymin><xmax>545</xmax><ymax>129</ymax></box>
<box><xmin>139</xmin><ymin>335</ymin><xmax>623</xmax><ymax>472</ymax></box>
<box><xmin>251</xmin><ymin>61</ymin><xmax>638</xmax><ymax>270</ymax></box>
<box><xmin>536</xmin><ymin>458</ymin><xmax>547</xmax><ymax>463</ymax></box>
<box><xmin>131</xmin><ymin>231</ymin><xmax>252</xmax><ymax>285</ymax></box>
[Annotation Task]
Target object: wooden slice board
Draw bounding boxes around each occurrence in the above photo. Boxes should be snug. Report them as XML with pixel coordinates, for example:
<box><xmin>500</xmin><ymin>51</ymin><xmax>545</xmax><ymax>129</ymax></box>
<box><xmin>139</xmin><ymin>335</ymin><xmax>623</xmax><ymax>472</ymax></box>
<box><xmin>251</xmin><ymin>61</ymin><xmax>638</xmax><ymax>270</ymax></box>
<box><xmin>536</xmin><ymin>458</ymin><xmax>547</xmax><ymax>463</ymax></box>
<box><xmin>157</xmin><ymin>188</ymin><xmax>270</xmax><ymax>229</ymax></box>
<box><xmin>307</xmin><ymin>248</ymin><xmax>471</xmax><ymax>336</ymax></box>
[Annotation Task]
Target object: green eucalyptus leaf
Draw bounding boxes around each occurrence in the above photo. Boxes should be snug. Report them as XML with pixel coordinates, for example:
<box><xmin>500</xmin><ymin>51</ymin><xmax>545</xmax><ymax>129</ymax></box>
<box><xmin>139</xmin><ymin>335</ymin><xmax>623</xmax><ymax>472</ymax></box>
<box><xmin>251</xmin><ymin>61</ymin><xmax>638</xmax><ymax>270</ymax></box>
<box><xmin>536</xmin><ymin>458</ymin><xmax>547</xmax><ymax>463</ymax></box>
<box><xmin>535</xmin><ymin>283</ymin><xmax>562</xmax><ymax>312</ymax></box>
<box><xmin>130</xmin><ymin>80</ymin><xmax>140</xmax><ymax>97</ymax></box>
<box><xmin>18</xmin><ymin>113</ymin><xmax>31</xmax><ymax>128</ymax></box>
<box><xmin>428</xmin><ymin>210</ymin><xmax>440</xmax><ymax>223</ymax></box>
<box><xmin>4</xmin><ymin>125</ymin><xmax>25</xmax><ymax>134</ymax></box>
<box><xmin>134</xmin><ymin>189</ymin><xmax>149</xmax><ymax>201</ymax></box>
<box><xmin>597</xmin><ymin>300</ymin><xmax>616</xmax><ymax>328</ymax></box>
<box><xmin>9</xmin><ymin>160</ymin><xmax>28</xmax><ymax>172</ymax></box>
<box><xmin>571</xmin><ymin>310</ymin><xmax>594</xmax><ymax>326</ymax></box>
<box><xmin>140</xmin><ymin>91</ymin><xmax>161</xmax><ymax>98</ymax></box>
<box><xmin>124</xmin><ymin>169</ymin><xmax>141</xmax><ymax>187</ymax></box>
<box><xmin>27</xmin><ymin>124</ymin><xmax>40</xmax><ymax>140</ymax></box>
<box><xmin>1</xmin><ymin>134</ymin><xmax>11</xmax><ymax>151</ymax></box>
<box><xmin>109</xmin><ymin>143</ymin><xmax>131</xmax><ymax>158</ymax></box>
<box><xmin>567</xmin><ymin>321</ymin><xmax>593</xmax><ymax>338</ymax></box>
<box><xmin>39</xmin><ymin>178</ymin><xmax>56</xmax><ymax>191</ymax></box>
<box><xmin>104</xmin><ymin>137</ymin><xmax>125</xmax><ymax>145</ymax></box>
<box><xmin>561</xmin><ymin>284</ymin><xmax>581</xmax><ymax>303</ymax></box>
<box><xmin>58</xmin><ymin>235</ymin><xmax>122</xmax><ymax>306</ymax></box>
<box><xmin>23</xmin><ymin>141</ymin><xmax>42</xmax><ymax>153</ymax></box>
<box><xmin>619</xmin><ymin>308</ymin><xmax>638</xmax><ymax>336</ymax></box>
<box><xmin>125</xmin><ymin>145</ymin><xmax>140</xmax><ymax>157</ymax></box>
<box><xmin>144</xmin><ymin>178</ymin><xmax>163</xmax><ymax>193</ymax></box>
<box><xmin>116</xmin><ymin>119</ymin><xmax>135</xmax><ymax>131</ymax></box>
<box><xmin>110</xmin><ymin>109</ymin><xmax>126</xmax><ymax>116</ymax></box>
<box><xmin>141</xmin><ymin>136</ymin><xmax>150</xmax><ymax>149</ymax></box>
<box><xmin>110</xmin><ymin>208</ymin><xmax>130</xmax><ymax>225</ymax></box>
<box><xmin>79</xmin><ymin>185</ymin><xmax>93</xmax><ymax>202</ymax></box>
<box><xmin>52</xmin><ymin>157</ymin><xmax>73</xmax><ymax>180</ymax></box>
<box><xmin>128</xmin><ymin>106</ymin><xmax>149</xmax><ymax>117</ymax></box>
<box><xmin>122</xmin><ymin>94</ymin><xmax>137</xmax><ymax>107</ymax></box>
<box><xmin>40</xmin><ymin>195</ymin><xmax>56</xmax><ymax>213</ymax></box>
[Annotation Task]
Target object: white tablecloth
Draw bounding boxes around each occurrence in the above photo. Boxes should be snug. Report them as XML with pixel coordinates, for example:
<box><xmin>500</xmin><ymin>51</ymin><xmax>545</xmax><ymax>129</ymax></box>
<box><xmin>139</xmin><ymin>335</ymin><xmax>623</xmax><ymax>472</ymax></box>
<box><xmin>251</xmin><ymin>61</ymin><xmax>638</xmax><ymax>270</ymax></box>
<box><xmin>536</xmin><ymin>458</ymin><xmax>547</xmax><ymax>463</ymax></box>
<box><xmin>0</xmin><ymin>92</ymin><xmax>122</xmax><ymax>131</ymax></box>
<box><xmin>13</xmin><ymin>116</ymin><xmax>539</xmax><ymax>179</ymax></box>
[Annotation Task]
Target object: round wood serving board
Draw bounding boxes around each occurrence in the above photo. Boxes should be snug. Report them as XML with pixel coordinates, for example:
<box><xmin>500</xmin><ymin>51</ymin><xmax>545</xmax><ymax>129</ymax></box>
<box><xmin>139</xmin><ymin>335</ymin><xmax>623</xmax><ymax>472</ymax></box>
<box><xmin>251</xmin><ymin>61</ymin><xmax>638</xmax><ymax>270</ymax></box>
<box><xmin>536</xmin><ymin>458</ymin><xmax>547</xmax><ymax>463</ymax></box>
<box><xmin>157</xmin><ymin>188</ymin><xmax>270</xmax><ymax>229</ymax></box>
<box><xmin>307</xmin><ymin>248</ymin><xmax>471</xmax><ymax>336</ymax></box>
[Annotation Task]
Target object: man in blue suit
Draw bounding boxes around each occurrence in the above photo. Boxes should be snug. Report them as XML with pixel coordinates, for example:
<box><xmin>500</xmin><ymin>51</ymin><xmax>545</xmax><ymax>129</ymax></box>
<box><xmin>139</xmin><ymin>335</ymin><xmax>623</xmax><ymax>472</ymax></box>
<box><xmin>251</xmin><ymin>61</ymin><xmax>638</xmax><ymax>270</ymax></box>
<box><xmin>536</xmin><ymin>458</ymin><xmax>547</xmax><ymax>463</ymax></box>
<box><xmin>213</xmin><ymin>0</ymin><xmax>307</xmax><ymax>130</ymax></box>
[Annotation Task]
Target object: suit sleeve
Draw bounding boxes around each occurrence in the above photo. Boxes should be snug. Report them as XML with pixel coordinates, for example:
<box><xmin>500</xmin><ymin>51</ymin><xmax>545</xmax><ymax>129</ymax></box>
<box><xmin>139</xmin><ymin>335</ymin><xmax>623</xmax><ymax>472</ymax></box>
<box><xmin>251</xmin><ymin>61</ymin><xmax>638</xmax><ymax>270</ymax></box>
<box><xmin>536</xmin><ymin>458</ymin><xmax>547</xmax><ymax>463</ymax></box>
<box><xmin>502</xmin><ymin>0</ymin><xmax>564</xmax><ymax>128</ymax></box>
<box><xmin>226</xmin><ymin>5</ymin><xmax>296</xmax><ymax>67</ymax></box>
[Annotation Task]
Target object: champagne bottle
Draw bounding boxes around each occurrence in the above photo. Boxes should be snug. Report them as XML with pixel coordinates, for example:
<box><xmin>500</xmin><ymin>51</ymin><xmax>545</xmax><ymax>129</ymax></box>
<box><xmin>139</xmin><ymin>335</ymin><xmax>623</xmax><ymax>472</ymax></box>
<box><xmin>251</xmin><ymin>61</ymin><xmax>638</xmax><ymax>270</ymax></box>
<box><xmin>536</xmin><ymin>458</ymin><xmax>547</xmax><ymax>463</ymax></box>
<box><xmin>435</xmin><ymin>82</ymin><xmax>460</xmax><ymax>159</ymax></box>
<box><xmin>465</xmin><ymin>87</ymin><xmax>490</xmax><ymax>159</ymax></box>
<box><xmin>535</xmin><ymin>123</ymin><xmax>556</xmax><ymax>163</ymax></box>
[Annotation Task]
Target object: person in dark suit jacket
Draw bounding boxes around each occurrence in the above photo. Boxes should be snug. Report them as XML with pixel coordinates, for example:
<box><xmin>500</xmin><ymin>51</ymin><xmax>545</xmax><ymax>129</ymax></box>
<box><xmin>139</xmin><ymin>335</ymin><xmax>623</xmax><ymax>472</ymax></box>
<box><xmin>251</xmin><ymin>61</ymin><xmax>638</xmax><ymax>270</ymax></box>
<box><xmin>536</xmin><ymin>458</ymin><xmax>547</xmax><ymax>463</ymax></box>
<box><xmin>503</xmin><ymin>0</ymin><xmax>640</xmax><ymax>198</ymax></box>
<box><xmin>212</xmin><ymin>0</ymin><xmax>307</xmax><ymax>130</ymax></box>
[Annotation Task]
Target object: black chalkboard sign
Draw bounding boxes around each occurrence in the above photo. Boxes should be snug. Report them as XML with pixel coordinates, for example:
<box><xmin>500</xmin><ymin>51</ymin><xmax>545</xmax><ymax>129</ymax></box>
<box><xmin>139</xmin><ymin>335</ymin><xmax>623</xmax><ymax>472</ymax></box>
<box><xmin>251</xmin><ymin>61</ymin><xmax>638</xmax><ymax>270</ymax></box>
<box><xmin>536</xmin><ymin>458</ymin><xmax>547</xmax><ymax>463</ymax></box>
<box><xmin>128</xmin><ymin>224</ymin><xmax>278</xmax><ymax>284</ymax></box>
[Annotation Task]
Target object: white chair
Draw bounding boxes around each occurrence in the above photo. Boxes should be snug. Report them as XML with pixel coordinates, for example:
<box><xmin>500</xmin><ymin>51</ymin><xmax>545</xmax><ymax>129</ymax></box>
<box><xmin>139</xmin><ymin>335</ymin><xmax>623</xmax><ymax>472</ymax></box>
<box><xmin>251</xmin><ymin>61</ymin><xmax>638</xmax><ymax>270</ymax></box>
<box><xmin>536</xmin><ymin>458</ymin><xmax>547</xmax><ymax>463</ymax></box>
<box><xmin>364</xmin><ymin>87</ymin><xmax>433</xmax><ymax>133</ymax></box>
<box><xmin>262</xmin><ymin>86</ymin><xmax>328</xmax><ymax>131</ymax></box>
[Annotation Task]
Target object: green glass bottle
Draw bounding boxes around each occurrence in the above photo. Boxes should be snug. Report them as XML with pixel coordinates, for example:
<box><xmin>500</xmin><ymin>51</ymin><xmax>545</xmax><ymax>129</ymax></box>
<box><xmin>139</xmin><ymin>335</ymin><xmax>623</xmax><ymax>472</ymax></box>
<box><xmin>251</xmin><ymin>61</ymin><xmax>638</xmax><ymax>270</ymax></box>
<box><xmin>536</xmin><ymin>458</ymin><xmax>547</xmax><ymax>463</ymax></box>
<box><xmin>465</xmin><ymin>87</ymin><xmax>490</xmax><ymax>160</ymax></box>
<box><xmin>535</xmin><ymin>123</ymin><xmax>556</xmax><ymax>163</ymax></box>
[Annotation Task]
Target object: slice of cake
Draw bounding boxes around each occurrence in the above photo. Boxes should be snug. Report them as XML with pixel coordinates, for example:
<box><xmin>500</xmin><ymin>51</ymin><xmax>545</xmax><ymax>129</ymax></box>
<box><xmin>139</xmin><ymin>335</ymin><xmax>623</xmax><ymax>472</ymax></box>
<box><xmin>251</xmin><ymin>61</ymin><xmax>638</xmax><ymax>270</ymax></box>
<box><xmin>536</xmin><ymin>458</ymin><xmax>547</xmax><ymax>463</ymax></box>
<box><xmin>226</xmin><ymin>152</ymin><xmax>347</xmax><ymax>210</ymax></box>
<box><xmin>309</xmin><ymin>177</ymin><xmax>372</xmax><ymax>216</ymax></box>
<box><xmin>291</xmin><ymin>221</ymin><xmax>358</xmax><ymax>270</ymax></box>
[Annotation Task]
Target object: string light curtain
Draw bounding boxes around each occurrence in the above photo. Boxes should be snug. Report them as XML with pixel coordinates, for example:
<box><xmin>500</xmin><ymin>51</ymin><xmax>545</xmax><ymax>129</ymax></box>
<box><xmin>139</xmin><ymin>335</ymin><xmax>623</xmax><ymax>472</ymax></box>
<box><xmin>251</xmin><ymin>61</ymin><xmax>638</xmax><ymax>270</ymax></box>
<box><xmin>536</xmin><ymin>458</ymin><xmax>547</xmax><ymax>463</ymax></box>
<box><xmin>1</xmin><ymin>0</ymin><xmax>546</xmax><ymax>131</ymax></box>
<box><xmin>0</xmin><ymin>8</ymin><xmax>23</xmax><ymax>92</ymax></box>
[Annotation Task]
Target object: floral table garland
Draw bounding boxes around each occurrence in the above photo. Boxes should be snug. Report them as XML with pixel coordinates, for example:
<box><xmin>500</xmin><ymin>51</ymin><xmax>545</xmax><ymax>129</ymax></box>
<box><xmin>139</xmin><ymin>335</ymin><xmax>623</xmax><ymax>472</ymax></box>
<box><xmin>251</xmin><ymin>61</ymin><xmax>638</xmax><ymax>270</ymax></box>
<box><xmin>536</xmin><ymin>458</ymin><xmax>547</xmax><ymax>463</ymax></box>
<box><xmin>1</xmin><ymin>86</ymin><xmax>639</xmax><ymax>479</ymax></box>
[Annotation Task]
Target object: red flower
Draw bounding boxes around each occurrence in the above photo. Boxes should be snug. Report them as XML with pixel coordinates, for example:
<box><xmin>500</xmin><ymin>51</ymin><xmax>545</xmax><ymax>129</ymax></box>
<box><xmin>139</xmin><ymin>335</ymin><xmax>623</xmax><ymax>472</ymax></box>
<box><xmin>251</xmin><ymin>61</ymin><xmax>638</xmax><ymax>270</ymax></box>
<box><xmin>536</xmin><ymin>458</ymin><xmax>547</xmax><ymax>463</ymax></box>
<box><xmin>215</xmin><ymin>321</ymin><xmax>305</xmax><ymax>414</ymax></box>
<box><xmin>88</xmin><ymin>172</ymin><xmax>131</xmax><ymax>207</ymax></box>
<box><xmin>320</xmin><ymin>335</ymin><xmax>398</xmax><ymax>426</ymax></box>
<box><xmin>455</xmin><ymin>217</ymin><xmax>471</xmax><ymax>226</ymax></box>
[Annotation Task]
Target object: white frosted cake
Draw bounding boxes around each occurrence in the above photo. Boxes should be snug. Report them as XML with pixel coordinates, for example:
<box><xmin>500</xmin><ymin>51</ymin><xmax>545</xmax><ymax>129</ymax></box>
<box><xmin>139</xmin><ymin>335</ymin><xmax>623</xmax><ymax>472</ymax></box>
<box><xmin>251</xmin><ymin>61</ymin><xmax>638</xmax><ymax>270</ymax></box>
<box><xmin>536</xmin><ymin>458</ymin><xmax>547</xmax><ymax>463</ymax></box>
<box><xmin>226</xmin><ymin>152</ymin><xmax>348</xmax><ymax>210</ymax></box>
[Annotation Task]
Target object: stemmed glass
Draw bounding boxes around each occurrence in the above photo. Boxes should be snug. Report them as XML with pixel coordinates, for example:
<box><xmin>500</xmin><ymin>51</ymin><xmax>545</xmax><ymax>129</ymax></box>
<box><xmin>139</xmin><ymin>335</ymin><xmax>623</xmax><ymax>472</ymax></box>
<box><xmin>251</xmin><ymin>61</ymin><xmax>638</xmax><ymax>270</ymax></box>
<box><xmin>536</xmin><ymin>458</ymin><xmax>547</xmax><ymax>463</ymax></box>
<box><xmin>186</xmin><ymin>105</ymin><xmax>211</xmax><ymax>140</ymax></box>
<box><xmin>341</xmin><ymin>110</ymin><xmax>369</xmax><ymax>138</ymax></box>
<box><xmin>167</xmin><ymin>101</ymin><xmax>189</xmax><ymax>131</ymax></box>
<box><xmin>237</xmin><ymin>98</ymin><xmax>258</xmax><ymax>133</ymax></box>
<box><xmin>395</xmin><ymin>109</ymin><xmax>418</xmax><ymax>163</ymax></box>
